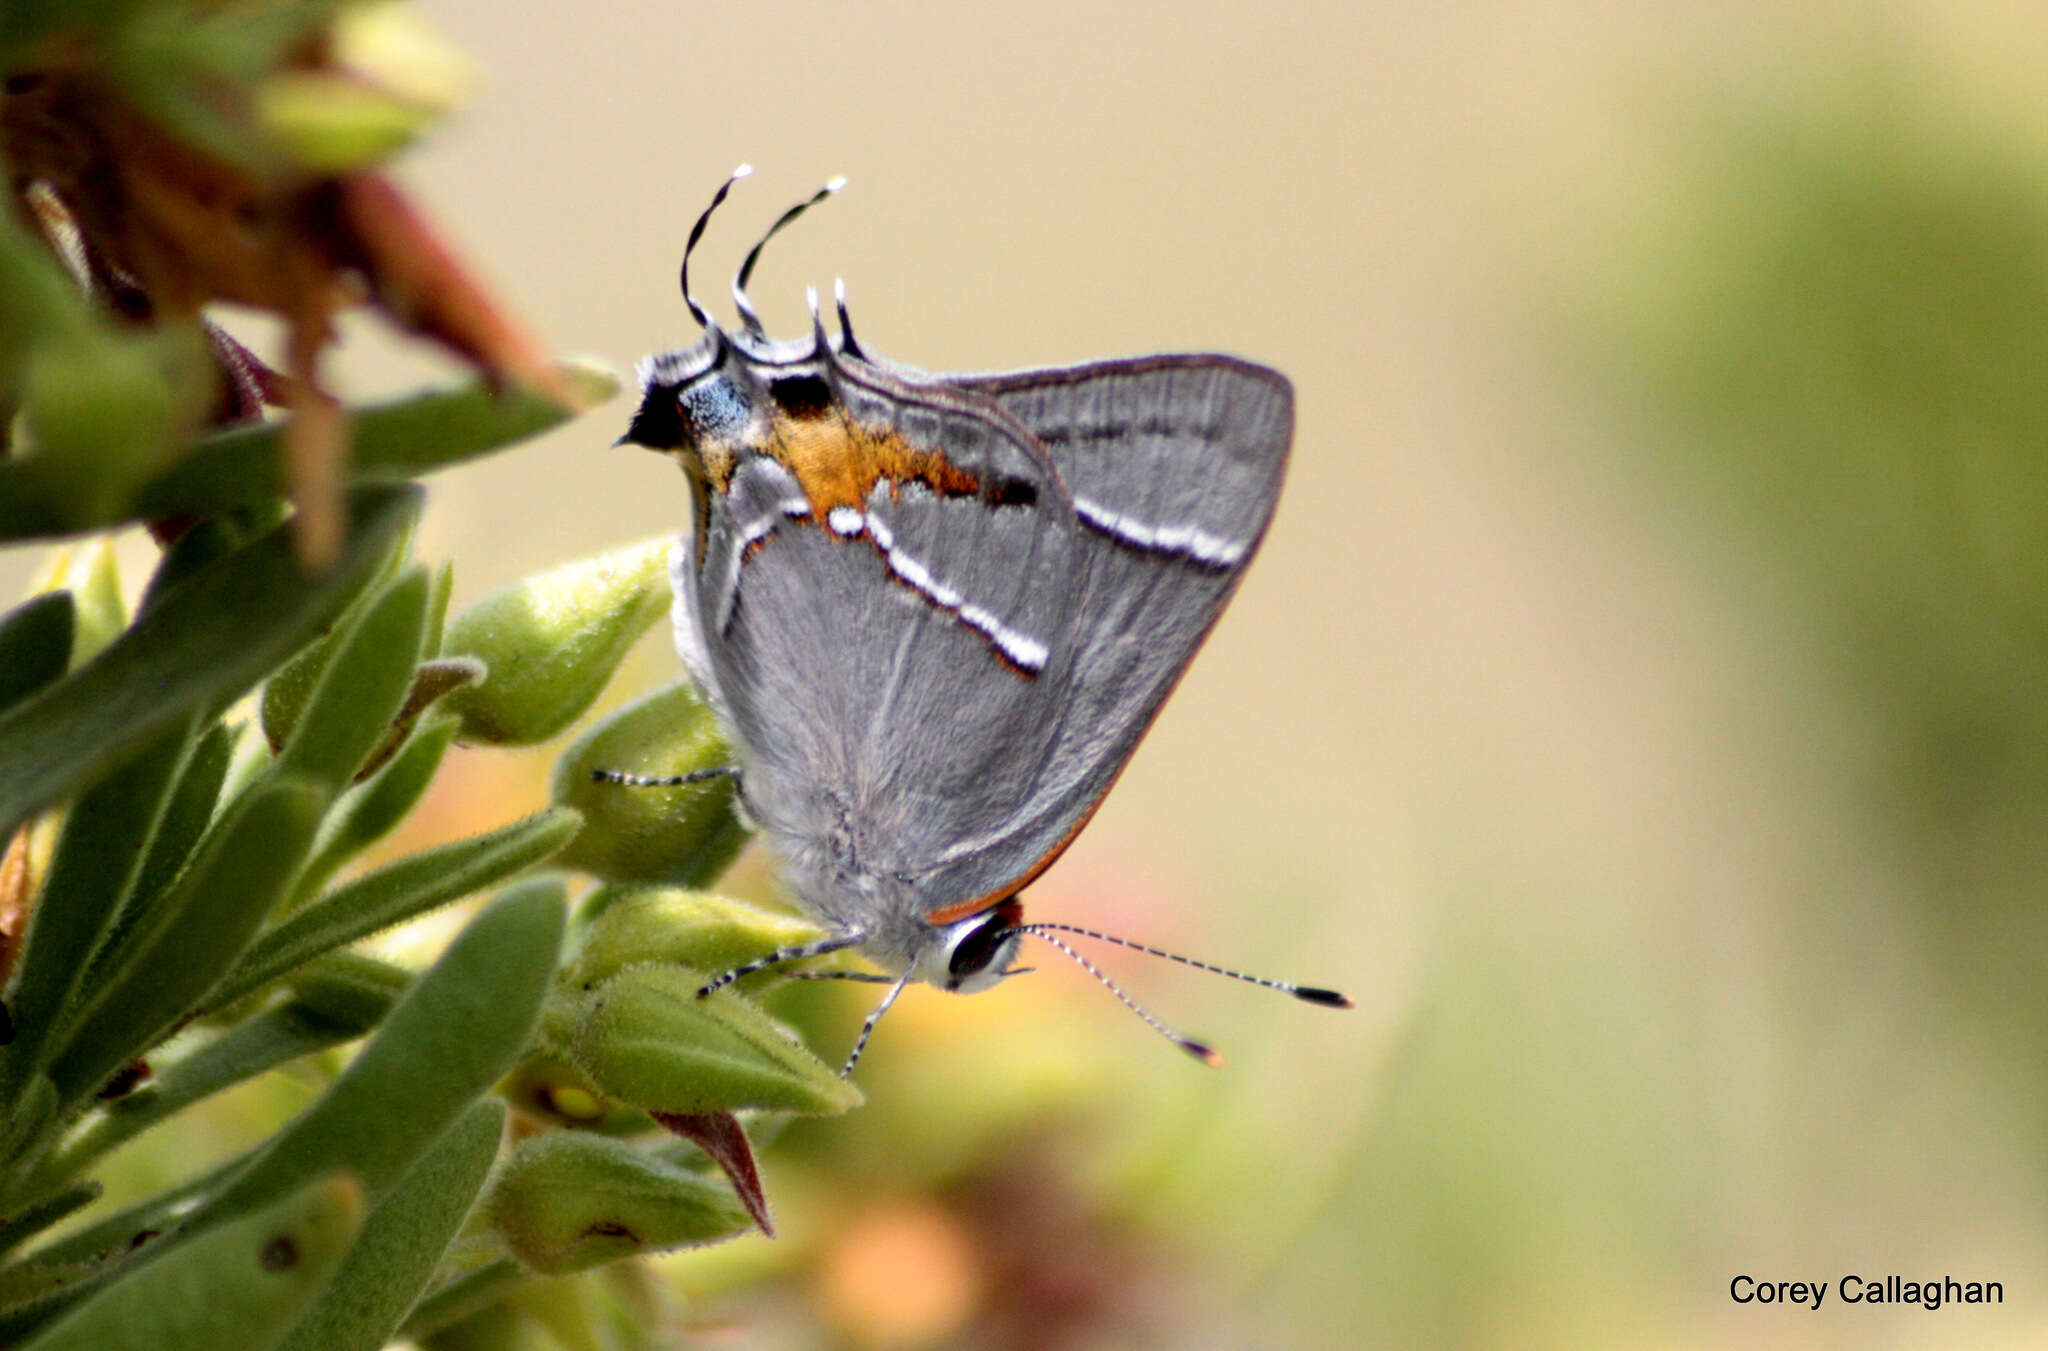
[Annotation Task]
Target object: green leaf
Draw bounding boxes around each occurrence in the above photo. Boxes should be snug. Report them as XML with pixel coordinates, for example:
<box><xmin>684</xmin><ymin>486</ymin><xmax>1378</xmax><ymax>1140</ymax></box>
<box><xmin>0</xmin><ymin>1075</ymin><xmax>58</xmax><ymax>1173</ymax></box>
<box><xmin>194</xmin><ymin>877</ymin><xmax>563</xmax><ymax>1223</ymax></box>
<box><xmin>1</xmin><ymin>717</ymin><xmax>201</xmax><ymax>1105</ymax></box>
<box><xmin>551</xmin><ymin>684</ymin><xmax>748</xmax><ymax>887</ymax></box>
<box><xmin>290</xmin><ymin>715</ymin><xmax>457</xmax><ymax>907</ymax></box>
<box><xmin>204</xmin><ymin>806</ymin><xmax>580</xmax><ymax>1014</ymax></box>
<box><xmin>0</xmin><ymin>1180</ymin><xmax>100</xmax><ymax>1259</ymax></box>
<box><xmin>258</xmin><ymin>529</ymin><xmax>422</xmax><ymax>758</ymax></box>
<box><xmin>126</xmin><ymin>722</ymin><xmax>232</xmax><ymax>921</ymax></box>
<box><xmin>568</xmin><ymin>964</ymin><xmax>861</xmax><ymax>1118</ymax></box>
<box><xmin>135</xmin><ymin>515</ymin><xmax>251</xmax><ymax>615</ymax></box>
<box><xmin>273</xmin><ymin>566</ymin><xmax>430</xmax><ymax>795</ymax></box>
<box><xmin>398</xmin><ymin>1259</ymin><xmax>522</xmax><ymax>1344</ymax></box>
<box><xmin>4</xmin><ymin>1148</ymin><xmax>250</xmax><ymax>1292</ymax></box>
<box><xmin>0</xmin><ymin>366</ymin><xmax>616</xmax><ymax>543</ymax></box>
<box><xmin>0</xmin><ymin>483</ymin><xmax>420</xmax><ymax>840</ymax></box>
<box><xmin>488</xmin><ymin>1132</ymin><xmax>751</xmax><ymax>1275</ymax></box>
<box><xmin>441</xmin><ymin>536</ymin><xmax>672</xmax><ymax>747</ymax></box>
<box><xmin>47</xmin><ymin>777</ymin><xmax>324</xmax><ymax>1106</ymax></box>
<box><xmin>0</xmin><ymin>592</ymin><xmax>74</xmax><ymax>714</ymax></box>
<box><xmin>16</xmin><ymin>1175</ymin><xmax>363</xmax><ymax>1351</ymax></box>
<box><xmin>283</xmin><ymin>950</ymin><xmax>413</xmax><ymax>1031</ymax></box>
<box><xmin>43</xmin><ymin>1000</ymin><xmax>382</xmax><ymax>1186</ymax></box>
<box><xmin>278</xmin><ymin>1098</ymin><xmax>506</xmax><ymax>1351</ymax></box>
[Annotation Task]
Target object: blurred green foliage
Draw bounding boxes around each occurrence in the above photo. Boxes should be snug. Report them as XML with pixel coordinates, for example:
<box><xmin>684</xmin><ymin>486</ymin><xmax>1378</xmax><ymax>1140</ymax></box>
<box><xmin>1597</xmin><ymin>76</ymin><xmax>2048</xmax><ymax>1043</ymax></box>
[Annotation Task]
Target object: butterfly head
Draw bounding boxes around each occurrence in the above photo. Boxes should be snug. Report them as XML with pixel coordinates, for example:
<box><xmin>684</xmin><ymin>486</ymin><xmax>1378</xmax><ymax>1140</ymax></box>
<box><xmin>913</xmin><ymin>897</ymin><xmax>1026</xmax><ymax>995</ymax></box>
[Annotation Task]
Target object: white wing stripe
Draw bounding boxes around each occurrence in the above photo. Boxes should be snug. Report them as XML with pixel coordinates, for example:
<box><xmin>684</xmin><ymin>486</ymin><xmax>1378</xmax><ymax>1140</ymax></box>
<box><xmin>1072</xmin><ymin>495</ymin><xmax>1247</xmax><ymax>568</ymax></box>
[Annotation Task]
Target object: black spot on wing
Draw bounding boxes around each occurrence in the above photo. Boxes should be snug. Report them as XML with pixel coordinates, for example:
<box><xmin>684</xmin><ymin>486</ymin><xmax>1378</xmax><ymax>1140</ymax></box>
<box><xmin>768</xmin><ymin>373</ymin><xmax>835</xmax><ymax>420</ymax></box>
<box><xmin>986</xmin><ymin>476</ymin><xmax>1037</xmax><ymax>509</ymax></box>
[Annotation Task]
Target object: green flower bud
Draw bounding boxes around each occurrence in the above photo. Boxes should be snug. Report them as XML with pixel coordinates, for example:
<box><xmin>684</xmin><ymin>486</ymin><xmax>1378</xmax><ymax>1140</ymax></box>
<box><xmin>442</xmin><ymin>537</ymin><xmax>671</xmax><ymax>747</ymax></box>
<box><xmin>551</xmin><ymin>683</ymin><xmax>748</xmax><ymax>886</ymax></box>
<box><xmin>567</xmin><ymin>888</ymin><xmax>827</xmax><ymax>993</ymax></box>
<box><xmin>490</xmin><ymin>1133</ymin><xmax>754</xmax><ymax>1274</ymax></box>
<box><xmin>569</xmin><ymin>965</ymin><xmax>861</xmax><ymax>1118</ymax></box>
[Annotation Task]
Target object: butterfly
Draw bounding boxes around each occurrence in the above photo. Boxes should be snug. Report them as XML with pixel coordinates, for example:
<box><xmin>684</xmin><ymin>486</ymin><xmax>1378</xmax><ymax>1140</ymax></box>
<box><xmin>605</xmin><ymin>169</ymin><xmax>1347</xmax><ymax>1072</ymax></box>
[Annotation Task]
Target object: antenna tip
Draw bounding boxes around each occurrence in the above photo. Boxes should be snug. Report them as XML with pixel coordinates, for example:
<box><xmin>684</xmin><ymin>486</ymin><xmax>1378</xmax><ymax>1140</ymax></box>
<box><xmin>825</xmin><ymin>175</ymin><xmax>849</xmax><ymax>193</ymax></box>
<box><xmin>1182</xmin><ymin>1039</ymin><xmax>1225</xmax><ymax>1068</ymax></box>
<box><xmin>1293</xmin><ymin>986</ymin><xmax>1353</xmax><ymax>1009</ymax></box>
<box><xmin>732</xmin><ymin>163</ymin><xmax>755</xmax><ymax>179</ymax></box>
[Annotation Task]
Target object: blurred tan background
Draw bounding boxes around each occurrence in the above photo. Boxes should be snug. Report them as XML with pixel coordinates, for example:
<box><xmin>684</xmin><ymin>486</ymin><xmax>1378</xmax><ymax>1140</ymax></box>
<box><xmin>15</xmin><ymin>1</ymin><xmax>2048</xmax><ymax>1347</ymax></box>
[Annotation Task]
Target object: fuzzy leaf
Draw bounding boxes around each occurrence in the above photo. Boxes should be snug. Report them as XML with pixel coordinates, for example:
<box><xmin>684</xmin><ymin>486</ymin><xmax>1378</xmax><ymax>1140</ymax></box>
<box><xmin>47</xmin><ymin>776</ymin><xmax>324</xmax><ymax>1106</ymax></box>
<box><xmin>272</xmin><ymin>567</ymin><xmax>431</xmax><ymax>795</ymax></box>
<box><xmin>46</xmin><ymin>999</ymin><xmax>383</xmax><ymax>1185</ymax></box>
<box><xmin>277</xmin><ymin>1098</ymin><xmax>506</xmax><ymax>1351</ymax></box>
<box><xmin>283</xmin><ymin>950</ymin><xmax>413</xmax><ymax>1031</ymax></box>
<box><xmin>291</xmin><ymin>716</ymin><xmax>458</xmax><ymax>908</ymax></box>
<box><xmin>1</xmin><ymin>717</ymin><xmax>199</xmax><ymax>1101</ymax></box>
<box><xmin>0</xmin><ymin>483</ymin><xmax>419</xmax><ymax>840</ymax></box>
<box><xmin>204</xmin><ymin>806</ymin><xmax>579</xmax><ymax>1014</ymax></box>
<box><xmin>0</xmin><ymin>1075</ymin><xmax>57</xmax><ymax>1172</ymax></box>
<box><xmin>15</xmin><ymin>1175</ymin><xmax>363</xmax><ymax>1351</ymax></box>
<box><xmin>0</xmin><ymin>1180</ymin><xmax>100</xmax><ymax>1259</ymax></box>
<box><xmin>194</xmin><ymin>878</ymin><xmax>562</xmax><ymax>1223</ymax></box>
<box><xmin>125</xmin><ymin>722</ymin><xmax>232</xmax><ymax>919</ymax></box>
<box><xmin>397</xmin><ymin>1259</ymin><xmax>522</xmax><ymax>1344</ymax></box>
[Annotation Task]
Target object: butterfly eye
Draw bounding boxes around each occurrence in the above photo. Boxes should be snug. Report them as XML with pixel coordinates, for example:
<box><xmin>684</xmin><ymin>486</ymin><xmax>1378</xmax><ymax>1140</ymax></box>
<box><xmin>947</xmin><ymin>914</ymin><xmax>1014</xmax><ymax>980</ymax></box>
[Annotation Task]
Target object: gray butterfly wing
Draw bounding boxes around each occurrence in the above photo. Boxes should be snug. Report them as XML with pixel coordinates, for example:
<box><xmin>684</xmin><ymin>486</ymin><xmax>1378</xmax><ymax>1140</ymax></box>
<box><xmin>675</xmin><ymin>365</ymin><xmax>1078</xmax><ymax>937</ymax></box>
<box><xmin>683</xmin><ymin>352</ymin><xmax>1290</xmax><ymax>931</ymax></box>
<box><xmin>917</xmin><ymin>355</ymin><xmax>1293</xmax><ymax>905</ymax></box>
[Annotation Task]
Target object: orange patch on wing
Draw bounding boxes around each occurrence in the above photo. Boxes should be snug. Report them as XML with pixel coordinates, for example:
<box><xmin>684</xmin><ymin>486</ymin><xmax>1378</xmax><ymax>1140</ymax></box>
<box><xmin>771</xmin><ymin>416</ymin><xmax>981</xmax><ymax>516</ymax></box>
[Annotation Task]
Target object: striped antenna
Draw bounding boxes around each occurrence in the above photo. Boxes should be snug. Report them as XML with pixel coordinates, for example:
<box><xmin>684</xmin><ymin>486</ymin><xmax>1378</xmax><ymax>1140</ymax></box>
<box><xmin>732</xmin><ymin>176</ymin><xmax>847</xmax><ymax>337</ymax></box>
<box><xmin>680</xmin><ymin>164</ymin><xmax>752</xmax><ymax>331</ymax></box>
<box><xmin>1021</xmin><ymin>928</ymin><xmax>1224</xmax><ymax>1065</ymax></box>
<box><xmin>1018</xmin><ymin>922</ymin><xmax>1353</xmax><ymax>1008</ymax></box>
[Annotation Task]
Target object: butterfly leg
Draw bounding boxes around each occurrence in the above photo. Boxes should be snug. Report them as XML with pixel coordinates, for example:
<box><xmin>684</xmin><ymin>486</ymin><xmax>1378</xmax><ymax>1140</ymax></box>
<box><xmin>590</xmin><ymin>764</ymin><xmax>741</xmax><ymax>789</ymax></box>
<box><xmin>695</xmin><ymin>931</ymin><xmax>868</xmax><ymax>998</ymax></box>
